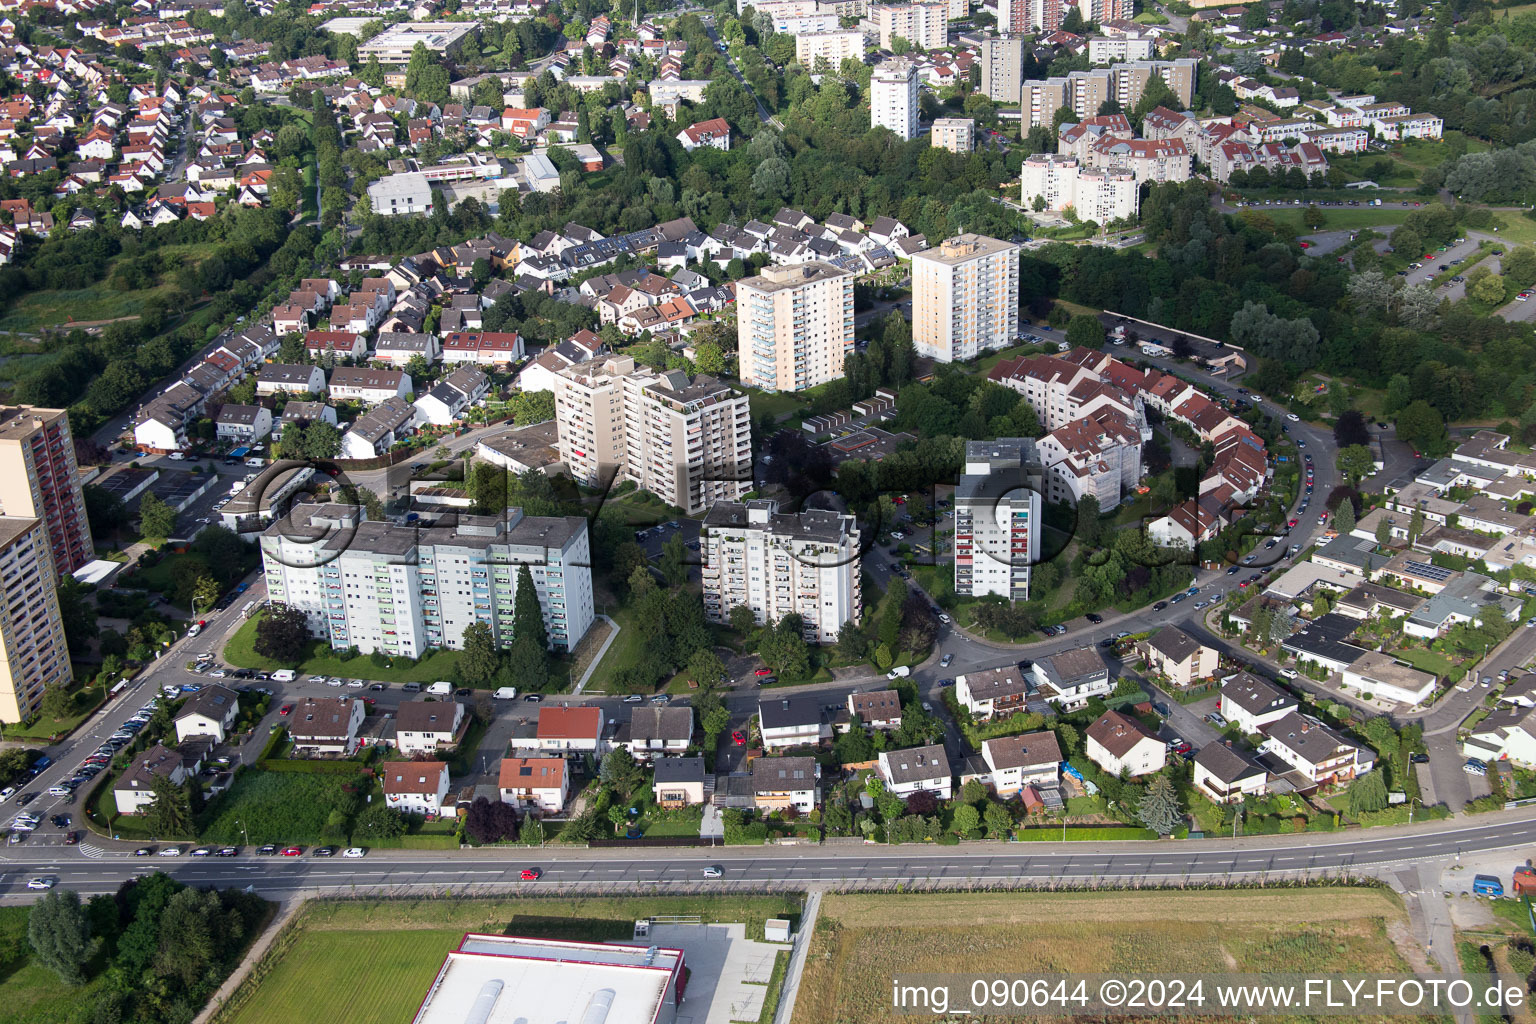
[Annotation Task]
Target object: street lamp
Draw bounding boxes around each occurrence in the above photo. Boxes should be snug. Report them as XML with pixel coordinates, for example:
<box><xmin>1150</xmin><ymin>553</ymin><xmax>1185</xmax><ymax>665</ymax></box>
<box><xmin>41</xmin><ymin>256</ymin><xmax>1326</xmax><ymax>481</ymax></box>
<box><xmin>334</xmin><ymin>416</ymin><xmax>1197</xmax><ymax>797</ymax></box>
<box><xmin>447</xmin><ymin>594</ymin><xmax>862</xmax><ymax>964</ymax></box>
<box><xmin>235</xmin><ymin>818</ymin><xmax>249</xmax><ymax>847</ymax></box>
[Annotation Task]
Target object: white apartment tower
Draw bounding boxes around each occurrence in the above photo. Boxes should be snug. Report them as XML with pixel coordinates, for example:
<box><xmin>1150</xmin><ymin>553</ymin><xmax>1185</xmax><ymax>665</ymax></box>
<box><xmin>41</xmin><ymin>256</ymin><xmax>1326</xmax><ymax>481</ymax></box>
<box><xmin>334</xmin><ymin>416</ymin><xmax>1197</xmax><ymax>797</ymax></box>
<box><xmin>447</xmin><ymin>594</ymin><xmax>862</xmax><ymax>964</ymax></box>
<box><xmin>552</xmin><ymin>355</ymin><xmax>752</xmax><ymax>514</ymax></box>
<box><xmin>261</xmin><ymin>504</ymin><xmax>596</xmax><ymax>655</ymax></box>
<box><xmin>870</xmin><ymin>4</ymin><xmax>949</xmax><ymax>50</ymax></box>
<box><xmin>912</xmin><ymin>233</ymin><xmax>1020</xmax><ymax>363</ymax></box>
<box><xmin>871</xmin><ymin>57</ymin><xmax>920</xmax><ymax>140</ymax></box>
<box><xmin>736</xmin><ymin>262</ymin><xmax>856</xmax><ymax>394</ymax></box>
<box><xmin>954</xmin><ymin>439</ymin><xmax>1043</xmax><ymax>602</ymax></box>
<box><xmin>702</xmin><ymin>500</ymin><xmax>862</xmax><ymax>644</ymax></box>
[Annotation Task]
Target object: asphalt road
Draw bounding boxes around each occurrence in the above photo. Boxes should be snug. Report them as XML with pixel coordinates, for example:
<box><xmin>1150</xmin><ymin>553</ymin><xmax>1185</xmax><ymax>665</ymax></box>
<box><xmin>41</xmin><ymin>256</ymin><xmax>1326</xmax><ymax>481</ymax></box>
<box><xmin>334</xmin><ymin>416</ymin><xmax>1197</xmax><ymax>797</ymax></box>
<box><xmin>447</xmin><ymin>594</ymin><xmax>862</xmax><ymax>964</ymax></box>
<box><xmin>8</xmin><ymin>810</ymin><xmax>1536</xmax><ymax>899</ymax></box>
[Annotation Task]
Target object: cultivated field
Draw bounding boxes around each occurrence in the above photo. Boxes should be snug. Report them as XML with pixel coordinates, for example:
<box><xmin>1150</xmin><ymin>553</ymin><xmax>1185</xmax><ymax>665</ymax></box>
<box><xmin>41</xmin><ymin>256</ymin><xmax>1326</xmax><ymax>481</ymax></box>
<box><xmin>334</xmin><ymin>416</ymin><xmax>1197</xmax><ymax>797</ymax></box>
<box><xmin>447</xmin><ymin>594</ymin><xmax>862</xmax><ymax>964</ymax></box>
<box><xmin>791</xmin><ymin>888</ymin><xmax>1428</xmax><ymax>1024</ymax></box>
<box><xmin>213</xmin><ymin>895</ymin><xmax>803</xmax><ymax>1024</ymax></box>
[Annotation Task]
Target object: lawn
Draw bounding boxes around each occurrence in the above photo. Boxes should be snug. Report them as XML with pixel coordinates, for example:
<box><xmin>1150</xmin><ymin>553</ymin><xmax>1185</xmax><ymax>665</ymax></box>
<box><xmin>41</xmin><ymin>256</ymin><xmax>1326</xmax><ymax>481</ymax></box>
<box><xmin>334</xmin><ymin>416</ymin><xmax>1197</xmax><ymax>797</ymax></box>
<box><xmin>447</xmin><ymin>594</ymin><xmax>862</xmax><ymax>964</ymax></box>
<box><xmin>0</xmin><ymin>243</ymin><xmax>213</xmax><ymax>335</ymax></box>
<box><xmin>4</xmin><ymin>680</ymin><xmax>107</xmax><ymax>742</ymax></box>
<box><xmin>214</xmin><ymin>895</ymin><xmax>804</xmax><ymax>1024</ymax></box>
<box><xmin>199</xmin><ymin>766</ymin><xmax>373</xmax><ymax>845</ymax></box>
<box><xmin>744</xmin><ymin>387</ymin><xmax>807</xmax><ymax>424</ymax></box>
<box><xmin>1390</xmin><ymin>647</ymin><xmax>1462</xmax><ymax>680</ymax></box>
<box><xmin>223</xmin><ymin>613</ymin><xmax>466</xmax><ymax>684</ymax></box>
<box><xmin>792</xmin><ymin>889</ymin><xmax>1424</xmax><ymax>1024</ymax></box>
<box><xmin>0</xmin><ymin>906</ymin><xmax>112</xmax><ymax>1024</ymax></box>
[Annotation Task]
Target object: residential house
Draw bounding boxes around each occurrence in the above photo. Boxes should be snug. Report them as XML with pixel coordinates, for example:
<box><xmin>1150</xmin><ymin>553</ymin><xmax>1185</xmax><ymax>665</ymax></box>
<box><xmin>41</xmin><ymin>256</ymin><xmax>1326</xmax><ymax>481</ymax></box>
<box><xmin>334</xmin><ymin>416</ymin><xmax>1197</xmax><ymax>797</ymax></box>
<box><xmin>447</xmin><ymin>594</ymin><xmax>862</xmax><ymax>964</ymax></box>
<box><xmin>653</xmin><ymin>755</ymin><xmax>707</xmax><ymax>808</ymax></box>
<box><xmin>676</xmin><ymin>116</ymin><xmax>731</xmax><ymax>151</ymax></box>
<box><xmin>877</xmin><ymin>743</ymin><xmax>952</xmax><ymax>800</ymax></box>
<box><xmin>498</xmin><ymin>756</ymin><xmax>568</xmax><ymax>813</ymax></box>
<box><xmin>393</xmin><ymin>699</ymin><xmax>465</xmax><ymax>756</ymax></box>
<box><xmin>114</xmin><ymin>742</ymin><xmax>195</xmax><ymax>814</ymax></box>
<box><xmin>625</xmin><ymin>706</ymin><xmax>692</xmax><ymax>761</ymax></box>
<box><xmin>1340</xmin><ymin>651</ymin><xmax>1437</xmax><ymax>706</ymax></box>
<box><xmin>1218</xmin><ymin>671</ymin><xmax>1298</xmax><ymax>734</ymax></box>
<box><xmin>535</xmin><ymin>706</ymin><xmax>603</xmax><ymax>753</ymax></box>
<box><xmin>215</xmin><ymin>404</ymin><xmax>272</xmax><ymax>444</ymax></box>
<box><xmin>758</xmin><ymin>696</ymin><xmax>825</xmax><ymax>751</ymax></box>
<box><xmin>288</xmin><ymin>696</ymin><xmax>366</xmax><ymax>755</ymax></box>
<box><xmin>1464</xmin><ymin>705</ymin><xmax>1536</xmax><ymax>768</ymax></box>
<box><xmin>1191</xmin><ymin>742</ymin><xmax>1268</xmax><ymax>804</ymax></box>
<box><xmin>1085</xmin><ymin>710</ymin><xmax>1166</xmax><ymax>777</ymax></box>
<box><xmin>1030</xmin><ymin>647</ymin><xmax>1112</xmax><ymax>710</ymax></box>
<box><xmin>979</xmin><ymin>731</ymin><xmax>1061</xmax><ymax>797</ymax></box>
<box><xmin>1259</xmin><ymin>712</ymin><xmax>1374</xmax><ymax>787</ymax></box>
<box><xmin>954</xmin><ymin>664</ymin><xmax>1031</xmax><ymax>719</ymax></box>
<box><xmin>327</xmin><ymin>366</ymin><xmax>411</xmax><ymax>404</ymax></box>
<box><xmin>412</xmin><ymin>365</ymin><xmax>489</xmax><ymax>426</ymax></box>
<box><xmin>846</xmin><ymin>690</ymin><xmax>903</xmax><ymax>731</ymax></box>
<box><xmin>751</xmin><ymin>755</ymin><xmax>819</xmax><ymax>813</ymax></box>
<box><xmin>173</xmin><ymin>683</ymin><xmax>239</xmax><ymax>744</ymax></box>
<box><xmin>1138</xmin><ymin>625</ymin><xmax>1218</xmax><ymax>686</ymax></box>
<box><xmin>340</xmin><ymin>396</ymin><xmax>416</xmax><ymax>459</ymax></box>
<box><xmin>256</xmin><ymin>363</ymin><xmax>325</xmax><ymax>397</ymax></box>
<box><xmin>381</xmin><ymin>760</ymin><xmax>451</xmax><ymax>816</ymax></box>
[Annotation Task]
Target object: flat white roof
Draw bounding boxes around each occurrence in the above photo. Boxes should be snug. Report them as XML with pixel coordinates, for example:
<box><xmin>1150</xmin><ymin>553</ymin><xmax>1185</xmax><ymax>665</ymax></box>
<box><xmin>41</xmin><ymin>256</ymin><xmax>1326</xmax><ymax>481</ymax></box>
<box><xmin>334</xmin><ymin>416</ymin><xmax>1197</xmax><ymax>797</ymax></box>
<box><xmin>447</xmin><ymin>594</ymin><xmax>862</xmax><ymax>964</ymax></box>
<box><xmin>412</xmin><ymin>935</ymin><xmax>681</xmax><ymax>1024</ymax></box>
<box><xmin>71</xmin><ymin>559</ymin><xmax>120</xmax><ymax>585</ymax></box>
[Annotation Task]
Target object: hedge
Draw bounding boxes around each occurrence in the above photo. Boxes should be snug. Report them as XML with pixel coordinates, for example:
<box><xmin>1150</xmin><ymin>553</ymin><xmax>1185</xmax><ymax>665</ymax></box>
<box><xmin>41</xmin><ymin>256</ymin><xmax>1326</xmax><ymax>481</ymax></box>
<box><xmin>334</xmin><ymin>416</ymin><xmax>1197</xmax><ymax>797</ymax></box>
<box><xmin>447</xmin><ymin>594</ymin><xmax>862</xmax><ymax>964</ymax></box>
<box><xmin>1014</xmin><ymin>826</ymin><xmax>1159</xmax><ymax>841</ymax></box>
<box><xmin>256</xmin><ymin>759</ymin><xmax>373</xmax><ymax>775</ymax></box>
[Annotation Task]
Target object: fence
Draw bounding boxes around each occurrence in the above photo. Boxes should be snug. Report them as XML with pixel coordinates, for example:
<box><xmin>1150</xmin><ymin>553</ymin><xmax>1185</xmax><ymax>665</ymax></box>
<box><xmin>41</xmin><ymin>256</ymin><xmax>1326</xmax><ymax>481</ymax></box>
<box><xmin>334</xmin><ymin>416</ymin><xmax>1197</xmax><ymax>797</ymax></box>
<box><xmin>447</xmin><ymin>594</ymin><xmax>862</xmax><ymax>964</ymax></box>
<box><xmin>589</xmin><ymin>836</ymin><xmax>723</xmax><ymax>848</ymax></box>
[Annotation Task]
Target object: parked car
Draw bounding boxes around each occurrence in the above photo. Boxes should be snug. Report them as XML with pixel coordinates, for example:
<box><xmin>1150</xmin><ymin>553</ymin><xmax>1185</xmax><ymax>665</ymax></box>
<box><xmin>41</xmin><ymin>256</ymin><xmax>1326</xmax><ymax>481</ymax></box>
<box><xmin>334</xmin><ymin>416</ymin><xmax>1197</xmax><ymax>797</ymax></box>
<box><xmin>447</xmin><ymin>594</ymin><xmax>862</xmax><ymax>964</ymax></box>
<box><xmin>342</xmin><ymin>847</ymin><xmax>366</xmax><ymax>858</ymax></box>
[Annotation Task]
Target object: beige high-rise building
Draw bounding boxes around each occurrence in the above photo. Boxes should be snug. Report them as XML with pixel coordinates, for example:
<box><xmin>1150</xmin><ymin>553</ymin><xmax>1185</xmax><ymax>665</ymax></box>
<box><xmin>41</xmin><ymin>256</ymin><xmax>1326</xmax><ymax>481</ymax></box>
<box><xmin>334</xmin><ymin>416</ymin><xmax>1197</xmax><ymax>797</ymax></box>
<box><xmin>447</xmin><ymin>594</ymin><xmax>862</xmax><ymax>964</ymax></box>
<box><xmin>980</xmin><ymin>35</ymin><xmax>1024</xmax><ymax>103</ymax></box>
<box><xmin>1021</xmin><ymin>59</ymin><xmax>1196</xmax><ymax>128</ymax></box>
<box><xmin>912</xmin><ymin>234</ymin><xmax>1020</xmax><ymax>363</ymax></box>
<box><xmin>0</xmin><ymin>407</ymin><xmax>92</xmax><ymax>576</ymax></box>
<box><xmin>0</xmin><ymin>516</ymin><xmax>72</xmax><ymax>722</ymax></box>
<box><xmin>551</xmin><ymin>354</ymin><xmax>631</xmax><ymax>489</ymax></box>
<box><xmin>553</xmin><ymin>355</ymin><xmax>752</xmax><ymax>514</ymax></box>
<box><xmin>870</xmin><ymin>3</ymin><xmax>948</xmax><ymax>50</ymax></box>
<box><xmin>736</xmin><ymin>262</ymin><xmax>856</xmax><ymax>393</ymax></box>
<box><xmin>795</xmin><ymin>29</ymin><xmax>866</xmax><ymax>68</ymax></box>
<box><xmin>701</xmin><ymin>499</ymin><xmax>861</xmax><ymax>644</ymax></box>
<box><xmin>931</xmin><ymin>117</ymin><xmax>974</xmax><ymax>152</ymax></box>
<box><xmin>1022</xmin><ymin>77</ymin><xmax>1072</xmax><ymax>128</ymax></box>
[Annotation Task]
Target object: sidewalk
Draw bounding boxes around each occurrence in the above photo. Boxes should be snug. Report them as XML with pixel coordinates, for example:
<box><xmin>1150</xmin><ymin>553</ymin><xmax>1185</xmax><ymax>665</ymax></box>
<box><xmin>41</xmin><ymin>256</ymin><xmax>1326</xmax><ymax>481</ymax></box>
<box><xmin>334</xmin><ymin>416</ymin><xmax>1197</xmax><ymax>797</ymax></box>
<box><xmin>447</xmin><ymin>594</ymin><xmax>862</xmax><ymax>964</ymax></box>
<box><xmin>193</xmin><ymin>897</ymin><xmax>303</xmax><ymax>1024</ymax></box>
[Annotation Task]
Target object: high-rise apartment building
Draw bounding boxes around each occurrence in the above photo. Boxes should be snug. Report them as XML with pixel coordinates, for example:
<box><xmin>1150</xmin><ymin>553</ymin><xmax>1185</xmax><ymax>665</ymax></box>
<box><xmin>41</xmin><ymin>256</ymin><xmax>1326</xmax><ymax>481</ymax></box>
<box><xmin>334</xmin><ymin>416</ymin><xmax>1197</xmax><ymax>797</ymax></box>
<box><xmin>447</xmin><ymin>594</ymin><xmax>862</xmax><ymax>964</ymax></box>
<box><xmin>701</xmin><ymin>499</ymin><xmax>861</xmax><ymax>645</ymax></box>
<box><xmin>870</xmin><ymin>4</ymin><xmax>948</xmax><ymax>51</ymax></box>
<box><xmin>980</xmin><ymin>35</ymin><xmax>1024</xmax><ymax>102</ymax></box>
<box><xmin>552</xmin><ymin>355</ymin><xmax>752</xmax><ymax>514</ymax></box>
<box><xmin>0</xmin><ymin>517</ymin><xmax>71</xmax><ymax>722</ymax></box>
<box><xmin>261</xmin><ymin>503</ymin><xmax>595</xmax><ymax>655</ymax></box>
<box><xmin>931</xmin><ymin>117</ymin><xmax>974</xmax><ymax>152</ymax></box>
<box><xmin>954</xmin><ymin>440</ymin><xmax>1043</xmax><ymax>603</ymax></box>
<box><xmin>795</xmin><ymin>29</ymin><xmax>866</xmax><ymax>68</ymax></box>
<box><xmin>912</xmin><ymin>234</ymin><xmax>1020</xmax><ymax>363</ymax></box>
<box><xmin>1028</xmin><ymin>0</ymin><xmax>1064</xmax><ymax>32</ymax></box>
<box><xmin>1020</xmin><ymin>154</ymin><xmax>1139</xmax><ymax>223</ymax></box>
<box><xmin>736</xmin><ymin>262</ymin><xmax>856</xmax><ymax>394</ymax></box>
<box><xmin>870</xmin><ymin>57</ymin><xmax>920</xmax><ymax>139</ymax></box>
<box><xmin>1020</xmin><ymin>59</ymin><xmax>1196</xmax><ymax>128</ymax></box>
<box><xmin>0</xmin><ymin>406</ymin><xmax>92</xmax><ymax>576</ymax></box>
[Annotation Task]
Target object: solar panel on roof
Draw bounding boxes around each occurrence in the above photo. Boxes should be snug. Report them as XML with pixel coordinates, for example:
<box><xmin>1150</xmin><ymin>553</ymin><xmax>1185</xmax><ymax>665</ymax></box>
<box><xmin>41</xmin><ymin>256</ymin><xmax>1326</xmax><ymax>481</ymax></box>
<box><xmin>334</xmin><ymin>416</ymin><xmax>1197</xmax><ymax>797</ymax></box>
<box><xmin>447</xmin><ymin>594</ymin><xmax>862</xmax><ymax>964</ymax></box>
<box><xmin>1403</xmin><ymin>559</ymin><xmax>1453</xmax><ymax>583</ymax></box>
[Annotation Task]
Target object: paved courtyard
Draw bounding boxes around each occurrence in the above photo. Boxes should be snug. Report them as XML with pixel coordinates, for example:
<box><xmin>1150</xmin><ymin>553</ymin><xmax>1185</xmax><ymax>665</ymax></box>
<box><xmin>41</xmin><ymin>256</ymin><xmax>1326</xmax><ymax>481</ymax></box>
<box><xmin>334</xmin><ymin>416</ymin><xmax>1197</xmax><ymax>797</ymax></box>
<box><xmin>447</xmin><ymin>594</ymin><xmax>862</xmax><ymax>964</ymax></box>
<box><xmin>614</xmin><ymin>922</ymin><xmax>785</xmax><ymax>1024</ymax></box>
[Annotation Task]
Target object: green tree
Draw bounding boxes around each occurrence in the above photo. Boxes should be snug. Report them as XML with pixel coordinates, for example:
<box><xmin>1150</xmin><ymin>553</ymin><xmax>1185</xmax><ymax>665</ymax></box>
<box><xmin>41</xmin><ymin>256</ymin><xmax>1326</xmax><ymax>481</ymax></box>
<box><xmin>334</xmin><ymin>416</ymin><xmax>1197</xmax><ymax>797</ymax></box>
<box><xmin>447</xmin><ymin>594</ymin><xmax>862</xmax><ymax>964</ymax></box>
<box><xmin>951</xmin><ymin>803</ymin><xmax>980</xmax><ymax>836</ymax></box>
<box><xmin>253</xmin><ymin>603</ymin><xmax>312</xmax><ymax>664</ymax></box>
<box><xmin>459</xmin><ymin>622</ymin><xmax>500</xmax><ymax>687</ymax></box>
<box><xmin>1376</xmin><ymin>514</ymin><xmax>1393</xmax><ymax>548</ymax></box>
<box><xmin>660</xmin><ymin>533</ymin><xmax>689</xmax><ymax>588</ymax></box>
<box><xmin>983</xmin><ymin>800</ymin><xmax>1012</xmax><ymax>838</ymax></box>
<box><xmin>1347</xmin><ymin>770</ymin><xmax>1388</xmax><ymax>816</ymax></box>
<box><xmin>144</xmin><ymin>775</ymin><xmax>193</xmax><ymax>837</ymax></box>
<box><xmin>1335</xmin><ymin>444</ymin><xmax>1375</xmax><ymax>484</ymax></box>
<box><xmin>1396</xmin><ymin>400</ymin><xmax>1449</xmax><ymax>456</ymax></box>
<box><xmin>520</xmin><ymin>812</ymin><xmax>543</xmax><ymax>845</ymax></box>
<box><xmin>513</xmin><ymin>563</ymin><xmax>548</xmax><ymax>651</ymax></box>
<box><xmin>694</xmin><ymin>688</ymin><xmax>731</xmax><ymax>746</ymax></box>
<box><xmin>27</xmin><ymin>889</ymin><xmax>96</xmax><ymax>985</ymax></box>
<box><xmin>685</xmin><ymin>648</ymin><xmax>725</xmax><ymax>689</ymax></box>
<box><xmin>354</xmin><ymin>803</ymin><xmax>407</xmax><ymax>839</ymax></box>
<box><xmin>138</xmin><ymin>492</ymin><xmax>176</xmax><ymax>541</ymax></box>
<box><xmin>40</xmin><ymin>685</ymin><xmax>72</xmax><ymax>721</ymax></box>
<box><xmin>1137</xmin><ymin>774</ymin><xmax>1183</xmax><ymax>835</ymax></box>
<box><xmin>1470</xmin><ymin>272</ymin><xmax>1507</xmax><ymax>305</ymax></box>
<box><xmin>1065</xmin><ymin>314</ymin><xmax>1106</xmax><ymax>349</ymax></box>
<box><xmin>1332</xmin><ymin>494</ymin><xmax>1356</xmax><ymax>536</ymax></box>
<box><xmin>600</xmin><ymin>748</ymin><xmax>644</xmax><ymax>801</ymax></box>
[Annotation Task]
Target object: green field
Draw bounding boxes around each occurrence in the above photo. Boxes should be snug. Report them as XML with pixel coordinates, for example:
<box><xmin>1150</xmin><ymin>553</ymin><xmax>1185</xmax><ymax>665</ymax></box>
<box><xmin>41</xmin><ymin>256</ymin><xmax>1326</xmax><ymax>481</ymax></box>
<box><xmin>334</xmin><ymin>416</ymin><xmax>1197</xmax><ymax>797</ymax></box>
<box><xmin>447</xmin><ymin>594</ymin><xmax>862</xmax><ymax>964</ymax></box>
<box><xmin>0</xmin><ymin>906</ymin><xmax>112</xmax><ymax>1024</ymax></box>
<box><xmin>223</xmin><ymin>613</ymin><xmax>466</xmax><ymax>683</ymax></box>
<box><xmin>214</xmin><ymin>896</ymin><xmax>804</xmax><ymax>1024</ymax></box>
<box><xmin>0</xmin><ymin>243</ymin><xmax>213</xmax><ymax>336</ymax></box>
<box><xmin>1389</xmin><ymin>646</ymin><xmax>1463</xmax><ymax>680</ymax></box>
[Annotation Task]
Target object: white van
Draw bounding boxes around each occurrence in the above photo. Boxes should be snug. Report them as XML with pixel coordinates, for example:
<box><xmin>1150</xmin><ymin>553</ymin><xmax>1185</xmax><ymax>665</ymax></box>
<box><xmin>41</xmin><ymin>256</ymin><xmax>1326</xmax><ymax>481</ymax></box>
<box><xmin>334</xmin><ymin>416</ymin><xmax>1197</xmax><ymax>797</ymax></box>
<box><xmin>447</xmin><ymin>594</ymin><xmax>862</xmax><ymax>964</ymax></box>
<box><xmin>493</xmin><ymin>686</ymin><xmax>518</xmax><ymax>700</ymax></box>
<box><xmin>426</xmin><ymin>681</ymin><xmax>453</xmax><ymax>696</ymax></box>
<box><xmin>245</xmin><ymin>457</ymin><xmax>264</xmax><ymax>467</ymax></box>
<box><xmin>271</xmin><ymin>669</ymin><xmax>297</xmax><ymax>683</ymax></box>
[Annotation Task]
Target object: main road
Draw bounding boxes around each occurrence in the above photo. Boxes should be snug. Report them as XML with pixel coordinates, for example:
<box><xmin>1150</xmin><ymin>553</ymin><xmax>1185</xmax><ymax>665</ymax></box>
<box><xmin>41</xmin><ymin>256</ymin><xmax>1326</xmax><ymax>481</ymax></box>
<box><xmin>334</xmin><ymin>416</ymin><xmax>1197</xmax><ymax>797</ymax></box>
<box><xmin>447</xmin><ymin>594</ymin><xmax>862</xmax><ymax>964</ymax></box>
<box><xmin>4</xmin><ymin>809</ymin><xmax>1536</xmax><ymax>899</ymax></box>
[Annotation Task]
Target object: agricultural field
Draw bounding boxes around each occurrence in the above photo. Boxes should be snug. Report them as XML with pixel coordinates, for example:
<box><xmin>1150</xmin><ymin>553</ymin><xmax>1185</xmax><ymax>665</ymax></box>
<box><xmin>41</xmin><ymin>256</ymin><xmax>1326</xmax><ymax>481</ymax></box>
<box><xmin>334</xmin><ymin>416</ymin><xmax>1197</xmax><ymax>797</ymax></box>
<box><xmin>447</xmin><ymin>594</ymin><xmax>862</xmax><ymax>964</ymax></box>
<box><xmin>792</xmin><ymin>889</ymin><xmax>1429</xmax><ymax>1024</ymax></box>
<box><xmin>213</xmin><ymin>895</ymin><xmax>803</xmax><ymax>1024</ymax></box>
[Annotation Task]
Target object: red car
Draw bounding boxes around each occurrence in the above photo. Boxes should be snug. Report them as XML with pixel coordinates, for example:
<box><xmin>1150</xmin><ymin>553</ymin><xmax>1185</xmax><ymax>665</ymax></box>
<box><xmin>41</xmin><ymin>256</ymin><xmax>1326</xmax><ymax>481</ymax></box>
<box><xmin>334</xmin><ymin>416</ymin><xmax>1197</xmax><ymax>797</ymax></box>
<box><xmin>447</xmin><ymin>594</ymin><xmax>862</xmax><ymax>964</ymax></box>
<box><xmin>1298</xmin><ymin>241</ymin><xmax>1310</xmax><ymax>248</ymax></box>
<box><xmin>281</xmin><ymin>846</ymin><xmax>303</xmax><ymax>857</ymax></box>
<box><xmin>732</xmin><ymin>730</ymin><xmax>747</xmax><ymax>746</ymax></box>
<box><xmin>279</xmin><ymin>704</ymin><xmax>293</xmax><ymax>716</ymax></box>
<box><xmin>1287</xmin><ymin>518</ymin><xmax>1298</xmax><ymax>528</ymax></box>
<box><xmin>754</xmin><ymin>668</ymin><xmax>772</xmax><ymax>677</ymax></box>
<box><xmin>520</xmin><ymin>867</ymin><xmax>542</xmax><ymax>880</ymax></box>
